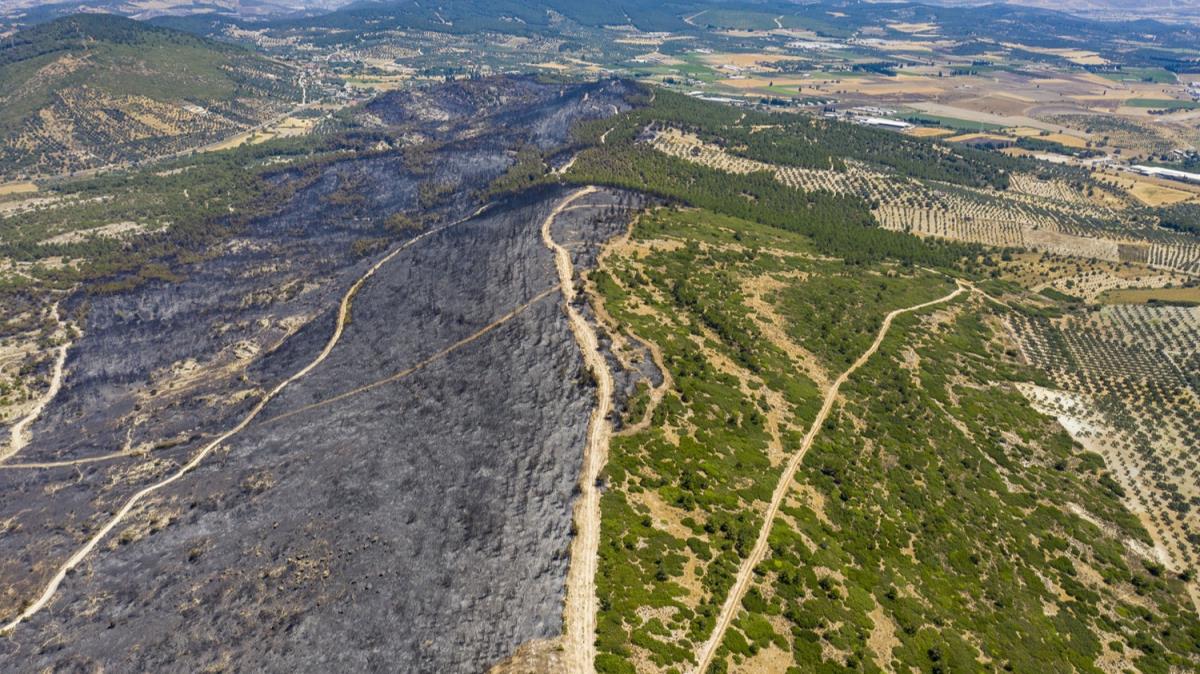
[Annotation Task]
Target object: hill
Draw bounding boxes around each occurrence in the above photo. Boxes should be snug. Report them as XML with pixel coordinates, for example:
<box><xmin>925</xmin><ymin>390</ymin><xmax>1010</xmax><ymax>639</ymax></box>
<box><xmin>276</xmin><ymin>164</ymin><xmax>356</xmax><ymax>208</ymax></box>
<box><xmin>0</xmin><ymin>13</ymin><xmax>301</xmax><ymax>180</ymax></box>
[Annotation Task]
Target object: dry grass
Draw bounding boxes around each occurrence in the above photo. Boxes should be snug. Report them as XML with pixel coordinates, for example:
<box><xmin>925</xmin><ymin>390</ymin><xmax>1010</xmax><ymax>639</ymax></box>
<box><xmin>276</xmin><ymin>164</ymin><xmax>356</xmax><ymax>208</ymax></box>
<box><xmin>0</xmin><ymin>182</ymin><xmax>37</xmax><ymax>197</ymax></box>
<box><xmin>944</xmin><ymin>132</ymin><xmax>1011</xmax><ymax>144</ymax></box>
<box><xmin>905</xmin><ymin>127</ymin><xmax>956</xmax><ymax>138</ymax></box>
<box><xmin>1010</xmin><ymin>127</ymin><xmax>1090</xmax><ymax>148</ymax></box>
<box><xmin>887</xmin><ymin>22</ymin><xmax>938</xmax><ymax>33</ymax></box>
<box><xmin>1127</xmin><ymin>180</ymin><xmax>1195</xmax><ymax>207</ymax></box>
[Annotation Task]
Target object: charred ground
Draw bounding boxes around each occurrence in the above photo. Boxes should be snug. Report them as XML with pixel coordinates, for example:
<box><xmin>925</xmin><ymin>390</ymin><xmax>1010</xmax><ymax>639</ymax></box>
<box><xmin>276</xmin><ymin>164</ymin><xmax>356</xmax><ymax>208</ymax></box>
<box><xmin>0</xmin><ymin>76</ymin><xmax>644</xmax><ymax>672</ymax></box>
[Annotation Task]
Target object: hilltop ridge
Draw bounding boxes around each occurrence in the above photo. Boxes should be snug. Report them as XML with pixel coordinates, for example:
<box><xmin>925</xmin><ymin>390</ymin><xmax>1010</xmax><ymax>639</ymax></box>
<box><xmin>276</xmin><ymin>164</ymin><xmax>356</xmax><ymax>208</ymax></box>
<box><xmin>0</xmin><ymin>13</ymin><xmax>301</xmax><ymax>180</ymax></box>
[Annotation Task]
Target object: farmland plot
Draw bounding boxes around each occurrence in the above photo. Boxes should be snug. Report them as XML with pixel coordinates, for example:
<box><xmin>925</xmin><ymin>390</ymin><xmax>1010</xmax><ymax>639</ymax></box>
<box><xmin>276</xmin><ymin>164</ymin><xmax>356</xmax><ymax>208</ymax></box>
<box><xmin>1009</xmin><ymin>306</ymin><xmax>1200</xmax><ymax>592</ymax></box>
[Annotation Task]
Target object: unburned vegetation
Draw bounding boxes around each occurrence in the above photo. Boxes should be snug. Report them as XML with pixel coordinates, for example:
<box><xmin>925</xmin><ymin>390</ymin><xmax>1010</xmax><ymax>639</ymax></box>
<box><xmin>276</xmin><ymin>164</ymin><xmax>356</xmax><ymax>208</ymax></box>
<box><xmin>588</xmin><ymin>207</ymin><xmax>1200</xmax><ymax>673</ymax></box>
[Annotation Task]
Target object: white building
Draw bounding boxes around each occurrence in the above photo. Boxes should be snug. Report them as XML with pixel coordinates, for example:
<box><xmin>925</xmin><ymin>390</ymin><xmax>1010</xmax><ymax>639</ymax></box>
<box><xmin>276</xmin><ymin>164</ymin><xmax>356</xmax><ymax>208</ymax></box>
<box><xmin>1132</xmin><ymin>164</ymin><xmax>1200</xmax><ymax>184</ymax></box>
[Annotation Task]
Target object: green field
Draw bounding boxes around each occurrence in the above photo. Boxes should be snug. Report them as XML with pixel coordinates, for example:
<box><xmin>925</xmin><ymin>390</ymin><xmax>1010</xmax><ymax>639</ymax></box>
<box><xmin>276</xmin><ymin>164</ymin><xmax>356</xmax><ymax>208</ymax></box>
<box><xmin>1125</xmin><ymin>98</ymin><xmax>1200</xmax><ymax>110</ymax></box>
<box><xmin>1097</xmin><ymin>68</ymin><xmax>1177</xmax><ymax>84</ymax></box>
<box><xmin>902</xmin><ymin>113</ymin><xmax>1008</xmax><ymax>132</ymax></box>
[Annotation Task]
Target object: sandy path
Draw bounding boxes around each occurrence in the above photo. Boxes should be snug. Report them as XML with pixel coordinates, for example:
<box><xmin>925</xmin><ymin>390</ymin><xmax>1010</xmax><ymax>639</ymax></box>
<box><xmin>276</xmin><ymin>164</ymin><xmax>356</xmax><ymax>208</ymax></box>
<box><xmin>691</xmin><ymin>284</ymin><xmax>965</xmax><ymax>674</ymax></box>
<box><xmin>558</xmin><ymin>154</ymin><xmax>580</xmax><ymax>175</ymax></box>
<box><xmin>1</xmin><ymin>303</ymin><xmax>72</xmax><ymax>465</ymax></box>
<box><xmin>613</xmin><ymin>334</ymin><xmax>670</xmax><ymax>438</ymax></box>
<box><xmin>543</xmin><ymin>186</ymin><xmax>611</xmax><ymax>674</ymax></box>
<box><xmin>591</xmin><ymin>225</ymin><xmax>672</xmax><ymax>439</ymax></box>
<box><xmin>0</xmin><ymin>451</ymin><xmax>136</xmax><ymax>470</ymax></box>
<box><xmin>0</xmin><ymin>206</ymin><xmax>489</xmax><ymax>636</ymax></box>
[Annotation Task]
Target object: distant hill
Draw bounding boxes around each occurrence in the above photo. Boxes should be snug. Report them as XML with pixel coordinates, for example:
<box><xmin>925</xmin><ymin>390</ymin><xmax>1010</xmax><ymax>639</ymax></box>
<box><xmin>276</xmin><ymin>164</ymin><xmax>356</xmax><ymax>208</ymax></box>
<box><xmin>899</xmin><ymin>0</ymin><xmax>1200</xmax><ymax>21</ymax></box>
<box><xmin>263</xmin><ymin>0</ymin><xmax>696</xmax><ymax>35</ymax></box>
<box><xmin>0</xmin><ymin>14</ymin><xmax>301</xmax><ymax>180</ymax></box>
<box><xmin>0</xmin><ymin>0</ymin><xmax>351</xmax><ymax>23</ymax></box>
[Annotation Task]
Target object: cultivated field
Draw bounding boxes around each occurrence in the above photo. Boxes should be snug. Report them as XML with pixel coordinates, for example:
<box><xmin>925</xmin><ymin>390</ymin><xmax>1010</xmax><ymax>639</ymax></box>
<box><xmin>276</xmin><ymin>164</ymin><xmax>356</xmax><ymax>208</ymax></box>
<box><xmin>1010</xmin><ymin>305</ymin><xmax>1200</xmax><ymax>603</ymax></box>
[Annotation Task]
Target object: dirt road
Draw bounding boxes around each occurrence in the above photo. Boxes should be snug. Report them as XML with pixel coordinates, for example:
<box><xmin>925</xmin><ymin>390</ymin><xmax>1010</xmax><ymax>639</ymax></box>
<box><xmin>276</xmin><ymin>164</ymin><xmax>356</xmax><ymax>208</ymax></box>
<box><xmin>1</xmin><ymin>303</ymin><xmax>72</xmax><ymax>465</ymax></box>
<box><xmin>692</xmin><ymin>284</ymin><xmax>965</xmax><ymax>673</ymax></box>
<box><xmin>543</xmin><ymin>186</ymin><xmax>611</xmax><ymax>674</ymax></box>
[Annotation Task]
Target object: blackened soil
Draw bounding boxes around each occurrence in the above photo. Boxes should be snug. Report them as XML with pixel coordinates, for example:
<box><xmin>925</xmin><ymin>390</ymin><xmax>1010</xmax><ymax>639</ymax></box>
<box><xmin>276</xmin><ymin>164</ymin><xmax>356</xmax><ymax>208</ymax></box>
<box><xmin>0</xmin><ymin>77</ymin><xmax>642</xmax><ymax>673</ymax></box>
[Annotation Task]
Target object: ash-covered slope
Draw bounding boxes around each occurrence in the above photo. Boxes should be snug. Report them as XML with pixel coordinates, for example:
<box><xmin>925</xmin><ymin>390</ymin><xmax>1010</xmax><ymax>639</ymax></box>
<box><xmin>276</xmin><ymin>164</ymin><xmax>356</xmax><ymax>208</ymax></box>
<box><xmin>0</xmin><ymin>76</ymin><xmax>642</xmax><ymax>672</ymax></box>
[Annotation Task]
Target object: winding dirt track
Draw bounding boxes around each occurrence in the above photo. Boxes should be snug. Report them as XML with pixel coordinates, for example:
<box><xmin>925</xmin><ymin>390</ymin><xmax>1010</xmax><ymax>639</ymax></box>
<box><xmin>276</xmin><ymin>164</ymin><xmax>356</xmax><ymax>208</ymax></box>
<box><xmin>542</xmin><ymin>186</ymin><xmax>610</xmax><ymax>674</ymax></box>
<box><xmin>692</xmin><ymin>284</ymin><xmax>965</xmax><ymax>674</ymax></box>
<box><xmin>1</xmin><ymin>303</ymin><xmax>72</xmax><ymax>465</ymax></box>
<box><xmin>0</xmin><ymin>207</ymin><xmax>488</xmax><ymax>636</ymax></box>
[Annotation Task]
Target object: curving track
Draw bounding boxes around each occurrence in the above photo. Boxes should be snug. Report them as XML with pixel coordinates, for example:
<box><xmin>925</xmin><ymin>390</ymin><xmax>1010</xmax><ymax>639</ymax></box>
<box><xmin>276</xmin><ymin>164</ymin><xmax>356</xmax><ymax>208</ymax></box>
<box><xmin>692</xmin><ymin>284</ymin><xmax>966</xmax><ymax>674</ymax></box>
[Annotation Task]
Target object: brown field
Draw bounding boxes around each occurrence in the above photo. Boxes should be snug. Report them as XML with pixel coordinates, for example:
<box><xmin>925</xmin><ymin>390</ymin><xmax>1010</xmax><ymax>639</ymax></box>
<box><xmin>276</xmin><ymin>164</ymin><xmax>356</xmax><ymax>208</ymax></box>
<box><xmin>1010</xmin><ymin>127</ymin><xmax>1090</xmax><ymax>148</ymax></box>
<box><xmin>0</xmin><ymin>182</ymin><xmax>37</xmax><ymax>197</ymax></box>
<box><xmin>955</xmin><ymin>94</ymin><xmax>1034</xmax><ymax>117</ymax></box>
<box><xmin>740</xmin><ymin>73</ymin><xmax>952</xmax><ymax>97</ymax></box>
<box><xmin>1099</xmin><ymin>287</ymin><xmax>1200</xmax><ymax>305</ymax></box>
<box><xmin>905</xmin><ymin>127</ymin><xmax>956</xmax><ymax>138</ymax></box>
<box><xmin>864</xmin><ymin>39</ymin><xmax>938</xmax><ymax>52</ymax></box>
<box><xmin>909</xmin><ymin>101</ymin><xmax>1070</xmax><ymax>133</ymax></box>
<box><xmin>1002</xmin><ymin>42</ymin><xmax>1107</xmax><ymax>65</ymax></box>
<box><xmin>719</xmin><ymin>76</ymin><xmax>809</xmax><ymax>89</ymax></box>
<box><xmin>634</xmin><ymin>51</ymin><xmax>685</xmax><ymax>66</ymax></box>
<box><xmin>1128</xmin><ymin>181</ymin><xmax>1195</xmax><ymax>207</ymax></box>
<box><xmin>945</xmin><ymin>132</ymin><xmax>1011</xmax><ymax>143</ymax></box>
<box><xmin>701</xmin><ymin>52</ymin><xmax>807</xmax><ymax>70</ymax></box>
<box><xmin>1042</xmin><ymin>133</ymin><xmax>1088</xmax><ymax>148</ymax></box>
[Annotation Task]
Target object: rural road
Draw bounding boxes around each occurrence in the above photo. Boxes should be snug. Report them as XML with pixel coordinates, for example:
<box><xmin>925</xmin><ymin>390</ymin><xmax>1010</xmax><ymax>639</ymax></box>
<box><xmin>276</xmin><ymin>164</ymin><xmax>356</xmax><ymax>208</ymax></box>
<box><xmin>692</xmin><ymin>283</ymin><xmax>966</xmax><ymax>673</ymax></box>
<box><xmin>542</xmin><ymin>186</ymin><xmax>611</xmax><ymax>674</ymax></box>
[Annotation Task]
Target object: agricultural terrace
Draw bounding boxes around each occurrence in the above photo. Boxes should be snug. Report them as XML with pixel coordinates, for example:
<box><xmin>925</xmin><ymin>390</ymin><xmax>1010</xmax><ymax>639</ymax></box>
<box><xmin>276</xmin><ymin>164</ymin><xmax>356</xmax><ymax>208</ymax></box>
<box><xmin>648</xmin><ymin>124</ymin><xmax>1200</xmax><ymax>276</ymax></box>
<box><xmin>1009</xmin><ymin>304</ymin><xmax>1200</xmax><ymax>597</ymax></box>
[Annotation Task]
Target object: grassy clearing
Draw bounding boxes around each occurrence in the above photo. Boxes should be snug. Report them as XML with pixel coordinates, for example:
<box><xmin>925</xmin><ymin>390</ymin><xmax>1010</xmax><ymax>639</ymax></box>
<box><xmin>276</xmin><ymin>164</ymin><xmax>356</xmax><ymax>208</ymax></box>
<box><xmin>1097</xmin><ymin>68</ymin><xmax>1177</xmax><ymax>84</ymax></box>
<box><xmin>0</xmin><ymin>182</ymin><xmax>37</xmax><ymax>197</ymax></box>
<box><xmin>1098</xmin><ymin>287</ymin><xmax>1200</xmax><ymax>305</ymax></box>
